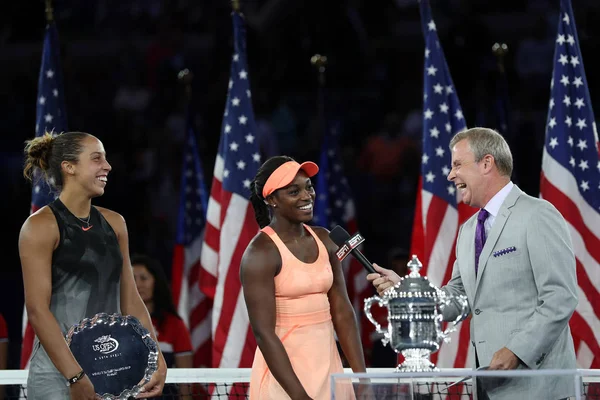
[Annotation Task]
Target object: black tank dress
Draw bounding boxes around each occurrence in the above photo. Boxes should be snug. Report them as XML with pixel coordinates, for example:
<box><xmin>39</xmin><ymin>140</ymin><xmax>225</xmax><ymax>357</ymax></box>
<box><xmin>27</xmin><ymin>198</ymin><xmax>122</xmax><ymax>399</ymax></box>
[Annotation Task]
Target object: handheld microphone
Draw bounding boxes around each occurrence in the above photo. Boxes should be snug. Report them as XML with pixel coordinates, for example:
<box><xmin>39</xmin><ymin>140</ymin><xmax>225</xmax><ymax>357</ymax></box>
<box><xmin>329</xmin><ymin>226</ymin><xmax>377</xmax><ymax>274</ymax></box>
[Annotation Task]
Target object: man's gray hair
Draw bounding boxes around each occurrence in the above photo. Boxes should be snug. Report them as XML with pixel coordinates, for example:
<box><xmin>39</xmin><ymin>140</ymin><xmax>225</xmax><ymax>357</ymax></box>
<box><xmin>449</xmin><ymin>127</ymin><xmax>513</xmax><ymax>177</ymax></box>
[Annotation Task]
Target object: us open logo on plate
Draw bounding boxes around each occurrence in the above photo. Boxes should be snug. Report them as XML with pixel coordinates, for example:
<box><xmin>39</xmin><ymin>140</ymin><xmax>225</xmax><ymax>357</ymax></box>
<box><xmin>92</xmin><ymin>335</ymin><xmax>120</xmax><ymax>354</ymax></box>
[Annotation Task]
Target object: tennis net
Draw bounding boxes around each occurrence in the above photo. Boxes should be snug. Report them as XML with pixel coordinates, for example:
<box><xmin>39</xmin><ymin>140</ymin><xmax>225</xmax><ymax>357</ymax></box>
<box><xmin>1</xmin><ymin>368</ymin><xmax>599</xmax><ymax>399</ymax></box>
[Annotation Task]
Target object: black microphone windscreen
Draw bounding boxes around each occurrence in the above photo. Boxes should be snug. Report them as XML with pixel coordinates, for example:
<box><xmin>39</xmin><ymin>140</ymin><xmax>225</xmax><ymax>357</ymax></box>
<box><xmin>329</xmin><ymin>226</ymin><xmax>351</xmax><ymax>247</ymax></box>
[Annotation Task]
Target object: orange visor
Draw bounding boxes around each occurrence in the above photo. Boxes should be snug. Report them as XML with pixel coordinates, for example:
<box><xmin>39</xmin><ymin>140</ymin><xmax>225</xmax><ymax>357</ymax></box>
<box><xmin>262</xmin><ymin>161</ymin><xmax>319</xmax><ymax>198</ymax></box>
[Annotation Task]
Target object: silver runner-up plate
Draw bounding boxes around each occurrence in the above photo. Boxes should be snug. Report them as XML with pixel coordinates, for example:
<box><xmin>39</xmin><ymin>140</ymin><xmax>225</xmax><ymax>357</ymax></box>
<box><xmin>65</xmin><ymin>313</ymin><xmax>158</xmax><ymax>400</ymax></box>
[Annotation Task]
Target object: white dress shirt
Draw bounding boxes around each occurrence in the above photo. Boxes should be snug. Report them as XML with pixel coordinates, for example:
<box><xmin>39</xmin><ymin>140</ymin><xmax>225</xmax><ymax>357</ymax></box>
<box><xmin>482</xmin><ymin>181</ymin><xmax>514</xmax><ymax>237</ymax></box>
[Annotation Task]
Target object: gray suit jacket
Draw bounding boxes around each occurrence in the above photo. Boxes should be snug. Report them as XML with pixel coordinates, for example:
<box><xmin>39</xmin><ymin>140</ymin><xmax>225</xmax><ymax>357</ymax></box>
<box><xmin>443</xmin><ymin>185</ymin><xmax>578</xmax><ymax>400</ymax></box>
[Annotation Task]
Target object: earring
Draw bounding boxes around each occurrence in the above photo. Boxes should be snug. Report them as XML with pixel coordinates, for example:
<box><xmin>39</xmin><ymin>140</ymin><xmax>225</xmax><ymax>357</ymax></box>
<box><xmin>271</xmin><ymin>204</ymin><xmax>277</xmax><ymax>208</ymax></box>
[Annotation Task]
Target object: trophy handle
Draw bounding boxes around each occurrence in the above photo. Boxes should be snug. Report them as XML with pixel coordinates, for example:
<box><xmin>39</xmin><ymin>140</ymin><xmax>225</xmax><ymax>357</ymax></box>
<box><xmin>438</xmin><ymin>294</ymin><xmax>469</xmax><ymax>343</ymax></box>
<box><xmin>364</xmin><ymin>296</ymin><xmax>388</xmax><ymax>339</ymax></box>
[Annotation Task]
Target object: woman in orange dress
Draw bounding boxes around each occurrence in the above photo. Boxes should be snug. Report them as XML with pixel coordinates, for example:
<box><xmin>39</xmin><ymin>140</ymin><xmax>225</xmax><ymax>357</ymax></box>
<box><xmin>241</xmin><ymin>156</ymin><xmax>366</xmax><ymax>400</ymax></box>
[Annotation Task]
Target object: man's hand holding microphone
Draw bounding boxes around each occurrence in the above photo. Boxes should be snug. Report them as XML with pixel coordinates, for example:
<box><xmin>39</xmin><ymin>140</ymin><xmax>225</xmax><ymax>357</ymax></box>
<box><xmin>366</xmin><ymin>264</ymin><xmax>400</xmax><ymax>295</ymax></box>
<box><xmin>328</xmin><ymin>226</ymin><xmax>401</xmax><ymax>295</ymax></box>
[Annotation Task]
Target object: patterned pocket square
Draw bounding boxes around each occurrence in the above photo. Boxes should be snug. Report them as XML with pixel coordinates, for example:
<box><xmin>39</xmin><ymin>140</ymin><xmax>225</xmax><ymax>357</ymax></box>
<box><xmin>493</xmin><ymin>246</ymin><xmax>517</xmax><ymax>257</ymax></box>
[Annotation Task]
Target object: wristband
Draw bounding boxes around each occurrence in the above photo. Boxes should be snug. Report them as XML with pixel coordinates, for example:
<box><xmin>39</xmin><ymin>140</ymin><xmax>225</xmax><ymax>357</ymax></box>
<box><xmin>66</xmin><ymin>370</ymin><xmax>85</xmax><ymax>387</ymax></box>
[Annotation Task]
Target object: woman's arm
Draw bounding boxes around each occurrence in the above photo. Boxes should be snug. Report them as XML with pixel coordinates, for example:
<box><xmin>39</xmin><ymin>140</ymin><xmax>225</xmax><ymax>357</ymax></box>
<box><xmin>240</xmin><ymin>236</ymin><xmax>312</xmax><ymax>400</ymax></box>
<box><xmin>19</xmin><ymin>211</ymin><xmax>96</xmax><ymax>399</ymax></box>
<box><xmin>315</xmin><ymin>227</ymin><xmax>367</xmax><ymax>373</ymax></box>
<box><xmin>103</xmin><ymin>210</ymin><xmax>167</xmax><ymax>398</ymax></box>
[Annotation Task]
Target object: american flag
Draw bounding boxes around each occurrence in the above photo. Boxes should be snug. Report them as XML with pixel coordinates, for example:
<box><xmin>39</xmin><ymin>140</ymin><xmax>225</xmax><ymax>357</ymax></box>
<box><xmin>21</xmin><ymin>20</ymin><xmax>68</xmax><ymax>369</ymax></box>
<box><xmin>170</xmin><ymin>108</ymin><xmax>212</xmax><ymax>367</ymax></box>
<box><xmin>313</xmin><ymin>121</ymin><xmax>372</xmax><ymax>358</ymax></box>
<box><xmin>409</xmin><ymin>0</ymin><xmax>476</xmax><ymax>372</ymax></box>
<box><xmin>200</xmin><ymin>11</ymin><xmax>259</xmax><ymax>370</ymax></box>
<box><xmin>540</xmin><ymin>0</ymin><xmax>600</xmax><ymax>369</ymax></box>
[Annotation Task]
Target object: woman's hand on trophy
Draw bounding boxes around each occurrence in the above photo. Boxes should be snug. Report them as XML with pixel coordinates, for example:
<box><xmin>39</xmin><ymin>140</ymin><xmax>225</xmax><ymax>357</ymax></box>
<box><xmin>366</xmin><ymin>264</ymin><xmax>401</xmax><ymax>296</ymax></box>
<box><xmin>136</xmin><ymin>356</ymin><xmax>167</xmax><ymax>398</ymax></box>
<box><xmin>69</xmin><ymin>374</ymin><xmax>98</xmax><ymax>400</ymax></box>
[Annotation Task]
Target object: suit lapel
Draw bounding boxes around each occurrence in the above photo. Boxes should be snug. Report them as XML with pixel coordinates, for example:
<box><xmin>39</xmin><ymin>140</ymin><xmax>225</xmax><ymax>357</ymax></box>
<box><xmin>475</xmin><ymin>186</ymin><xmax>522</xmax><ymax>293</ymax></box>
<box><xmin>461</xmin><ymin>220</ymin><xmax>478</xmax><ymax>296</ymax></box>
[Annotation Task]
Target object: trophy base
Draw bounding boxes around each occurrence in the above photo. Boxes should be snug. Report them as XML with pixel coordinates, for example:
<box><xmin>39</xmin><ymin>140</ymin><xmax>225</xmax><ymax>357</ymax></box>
<box><xmin>396</xmin><ymin>349</ymin><xmax>439</xmax><ymax>372</ymax></box>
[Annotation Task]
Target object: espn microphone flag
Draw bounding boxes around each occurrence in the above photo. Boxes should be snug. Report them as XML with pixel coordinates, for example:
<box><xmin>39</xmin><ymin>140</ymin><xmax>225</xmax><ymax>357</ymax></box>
<box><xmin>21</xmin><ymin>16</ymin><xmax>69</xmax><ymax>369</ymax></box>
<box><xmin>540</xmin><ymin>0</ymin><xmax>600</xmax><ymax>369</ymax></box>
<box><xmin>329</xmin><ymin>226</ymin><xmax>375</xmax><ymax>274</ymax></box>
<box><xmin>410</xmin><ymin>0</ymin><xmax>476</xmax><ymax>372</ymax></box>
<box><xmin>170</xmin><ymin>104</ymin><xmax>211</xmax><ymax>367</ymax></box>
<box><xmin>332</xmin><ymin>230</ymin><xmax>366</xmax><ymax>263</ymax></box>
<box><xmin>199</xmin><ymin>10</ymin><xmax>260</xmax><ymax>370</ymax></box>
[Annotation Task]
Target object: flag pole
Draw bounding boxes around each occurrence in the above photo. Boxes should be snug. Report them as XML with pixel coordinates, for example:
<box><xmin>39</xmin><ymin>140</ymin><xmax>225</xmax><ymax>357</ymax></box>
<box><xmin>491</xmin><ymin>42</ymin><xmax>517</xmax><ymax>183</ymax></box>
<box><xmin>311</xmin><ymin>54</ymin><xmax>328</xmax><ymax>87</ymax></box>
<box><xmin>311</xmin><ymin>53</ymin><xmax>329</xmax><ymax>228</ymax></box>
<box><xmin>492</xmin><ymin>42</ymin><xmax>508</xmax><ymax>74</ymax></box>
<box><xmin>311</xmin><ymin>54</ymin><xmax>328</xmax><ymax>139</ymax></box>
<box><xmin>172</xmin><ymin>67</ymin><xmax>194</xmax><ymax>321</ymax></box>
<box><xmin>178</xmin><ymin>68</ymin><xmax>193</xmax><ymax>103</ymax></box>
<box><xmin>45</xmin><ymin>0</ymin><xmax>54</xmax><ymax>23</ymax></box>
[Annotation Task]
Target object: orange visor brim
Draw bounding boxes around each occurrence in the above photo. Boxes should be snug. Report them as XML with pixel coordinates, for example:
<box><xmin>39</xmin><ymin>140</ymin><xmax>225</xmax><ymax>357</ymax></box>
<box><xmin>262</xmin><ymin>161</ymin><xmax>319</xmax><ymax>198</ymax></box>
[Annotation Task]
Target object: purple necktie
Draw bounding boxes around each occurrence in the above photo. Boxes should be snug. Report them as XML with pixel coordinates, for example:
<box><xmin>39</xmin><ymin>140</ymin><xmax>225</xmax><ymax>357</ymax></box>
<box><xmin>475</xmin><ymin>208</ymin><xmax>490</xmax><ymax>275</ymax></box>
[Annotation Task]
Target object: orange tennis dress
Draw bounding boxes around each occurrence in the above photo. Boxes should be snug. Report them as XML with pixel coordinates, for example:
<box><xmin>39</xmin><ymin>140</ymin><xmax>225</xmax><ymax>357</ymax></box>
<box><xmin>249</xmin><ymin>225</ymin><xmax>354</xmax><ymax>400</ymax></box>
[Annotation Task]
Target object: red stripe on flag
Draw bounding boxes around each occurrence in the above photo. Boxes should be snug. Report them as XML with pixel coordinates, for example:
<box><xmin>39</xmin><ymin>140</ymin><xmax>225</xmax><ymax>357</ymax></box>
<box><xmin>218</xmin><ymin>189</ymin><xmax>233</xmax><ymax>221</ymax></box>
<box><xmin>575</xmin><ymin>259</ymin><xmax>600</xmax><ymax>321</ymax></box>
<box><xmin>199</xmin><ymin>267</ymin><xmax>217</xmax><ymax>300</ymax></box>
<box><xmin>203</xmin><ymin>224</ymin><xmax>220</xmax><ymax>258</ymax></box>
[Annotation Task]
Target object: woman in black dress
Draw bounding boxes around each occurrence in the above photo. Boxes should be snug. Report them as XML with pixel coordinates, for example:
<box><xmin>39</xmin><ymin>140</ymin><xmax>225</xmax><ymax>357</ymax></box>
<box><xmin>19</xmin><ymin>131</ymin><xmax>167</xmax><ymax>399</ymax></box>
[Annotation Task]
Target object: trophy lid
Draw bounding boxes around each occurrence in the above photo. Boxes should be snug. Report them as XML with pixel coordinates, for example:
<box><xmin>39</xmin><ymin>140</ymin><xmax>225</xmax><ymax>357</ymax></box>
<box><xmin>382</xmin><ymin>255</ymin><xmax>440</xmax><ymax>299</ymax></box>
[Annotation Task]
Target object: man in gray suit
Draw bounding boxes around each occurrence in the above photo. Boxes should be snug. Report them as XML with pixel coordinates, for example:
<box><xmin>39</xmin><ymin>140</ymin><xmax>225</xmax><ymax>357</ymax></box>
<box><xmin>368</xmin><ymin>127</ymin><xmax>578</xmax><ymax>400</ymax></box>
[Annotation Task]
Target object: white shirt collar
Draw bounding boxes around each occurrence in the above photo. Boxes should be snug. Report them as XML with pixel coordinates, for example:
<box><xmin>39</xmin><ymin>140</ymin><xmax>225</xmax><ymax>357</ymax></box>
<box><xmin>483</xmin><ymin>181</ymin><xmax>514</xmax><ymax>217</ymax></box>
